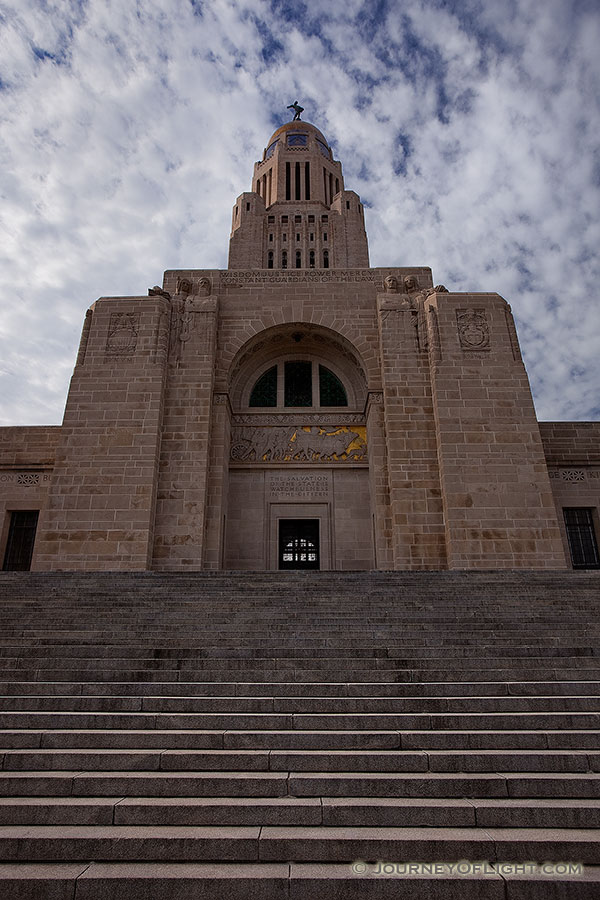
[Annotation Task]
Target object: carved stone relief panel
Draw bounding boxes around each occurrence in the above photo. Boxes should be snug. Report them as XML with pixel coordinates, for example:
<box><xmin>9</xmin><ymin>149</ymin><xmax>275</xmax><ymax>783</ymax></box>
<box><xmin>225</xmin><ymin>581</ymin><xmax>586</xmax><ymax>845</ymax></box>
<box><xmin>105</xmin><ymin>313</ymin><xmax>139</xmax><ymax>356</ymax></box>
<box><xmin>456</xmin><ymin>308</ymin><xmax>490</xmax><ymax>350</ymax></box>
<box><xmin>230</xmin><ymin>425</ymin><xmax>367</xmax><ymax>464</ymax></box>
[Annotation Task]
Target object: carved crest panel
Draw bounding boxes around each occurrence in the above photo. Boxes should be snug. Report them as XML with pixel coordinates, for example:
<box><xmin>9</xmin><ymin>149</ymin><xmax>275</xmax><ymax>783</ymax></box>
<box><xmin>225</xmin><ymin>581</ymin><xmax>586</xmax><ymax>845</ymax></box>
<box><xmin>105</xmin><ymin>313</ymin><xmax>139</xmax><ymax>355</ymax></box>
<box><xmin>456</xmin><ymin>308</ymin><xmax>490</xmax><ymax>350</ymax></box>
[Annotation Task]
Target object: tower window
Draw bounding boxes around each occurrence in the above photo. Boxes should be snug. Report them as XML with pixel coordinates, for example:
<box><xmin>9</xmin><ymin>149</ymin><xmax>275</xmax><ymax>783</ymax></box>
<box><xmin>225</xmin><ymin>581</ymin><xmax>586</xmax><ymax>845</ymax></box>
<box><xmin>295</xmin><ymin>250</ymin><xmax>301</xmax><ymax>268</ymax></box>
<box><xmin>269</xmin><ymin>233</ymin><xmax>273</xmax><ymax>241</ymax></box>
<box><xmin>246</xmin><ymin>202</ymin><xmax>250</xmax><ymax>211</ymax></box>
<box><xmin>564</xmin><ymin>508</ymin><xmax>600</xmax><ymax>568</ymax></box>
<box><xmin>322</xmin><ymin>215</ymin><xmax>328</xmax><ymax>222</ymax></box>
<box><xmin>308</xmin><ymin>215</ymin><xmax>315</xmax><ymax>223</ymax></box>
<box><xmin>285</xmin><ymin>361</ymin><xmax>312</xmax><ymax>407</ymax></box>
<box><xmin>249</xmin><ymin>366</ymin><xmax>277</xmax><ymax>407</ymax></box>
<box><xmin>268</xmin><ymin>215</ymin><xmax>275</xmax><ymax>224</ymax></box>
<box><xmin>309</xmin><ymin>250</ymin><xmax>315</xmax><ymax>268</ymax></box>
<box><xmin>295</xmin><ymin>162</ymin><xmax>301</xmax><ymax>200</ymax></box>
<box><xmin>266</xmin><ymin>139</ymin><xmax>279</xmax><ymax>158</ymax></box>
<box><xmin>288</xmin><ymin>133</ymin><xmax>308</xmax><ymax>146</ymax></box>
<box><xmin>305</xmin><ymin>162</ymin><xmax>310</xmax><ymax>200</ymax></box>
<box><xmin>346</xmin><ymin>200</ymin><xmax>350</xmax><ymax>209</ymax></box>
<box><xmin>319</xmin><ymin>365</ymin><xmax>348</xmax><ymax>406</ymax></box>
<box><xmin>267</xmin><ymin>251</ymin><xmax>273</xmax><ymax>269</ymax></box>
<box><xmin>283</xmin><ymin>233</ymin><xmax>287</xmax><ymax>241</ymax></box>
<box><xmin>285</xmin><ymin>163</ymin><xmax>291</xmax><ymax>200</ymax></box>
<box><xmin>323</xmin><ymin>232</ymin><xmax>328</xmax><ymax>241</ymax></box>
<box><xmin>295</xmin><ymin>215</ymin><xmax>301</xmax><ymax>223</ymax></box>
<box><xmin>310</xmin><ymin>233</ymin><xmax>314</xmax><ymax>241</ymax></box>
<box><xmin>282</xmin><ymin>250</ymin><xmax>287</xmax><ymax>268</ymax></box>
<box><xmin>281</xmin><ymin>215</ymin><xmax>288</xmax><ymax>223</ymax></box>
<box><xmin>323</xmin><ymin>250</ymin><xmax>329</xmax><ymax>268</ymax></box>
<box><xmin>296</xmin><ymin>233</ymin><xmax>300</xmax><ymax>241</ymax></box>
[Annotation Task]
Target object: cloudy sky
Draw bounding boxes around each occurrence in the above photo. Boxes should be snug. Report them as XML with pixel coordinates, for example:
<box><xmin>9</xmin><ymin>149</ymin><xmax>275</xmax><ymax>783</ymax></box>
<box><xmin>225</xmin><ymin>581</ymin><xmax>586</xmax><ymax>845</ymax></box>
<box><xmin>1</xmin><ymin>0</ymin><xmax>598</xmax><ymax>426</ymax></box>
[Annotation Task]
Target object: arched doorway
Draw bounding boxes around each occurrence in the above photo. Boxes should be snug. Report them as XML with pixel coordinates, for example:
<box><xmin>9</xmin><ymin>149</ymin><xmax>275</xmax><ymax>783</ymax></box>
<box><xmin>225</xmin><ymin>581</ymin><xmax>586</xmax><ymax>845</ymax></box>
<box><xmin>224</xmin><ymin>323</ymin><xmax>373</xmax><ymax>570</ymax></box>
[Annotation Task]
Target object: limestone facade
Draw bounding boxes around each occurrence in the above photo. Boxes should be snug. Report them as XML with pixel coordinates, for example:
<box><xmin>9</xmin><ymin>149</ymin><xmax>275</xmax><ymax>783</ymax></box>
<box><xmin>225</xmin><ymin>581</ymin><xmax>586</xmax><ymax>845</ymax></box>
<box><xmin>1</xmin><ymin>120</ymin><xmax>598</xmax><ymax>571</ymax></box>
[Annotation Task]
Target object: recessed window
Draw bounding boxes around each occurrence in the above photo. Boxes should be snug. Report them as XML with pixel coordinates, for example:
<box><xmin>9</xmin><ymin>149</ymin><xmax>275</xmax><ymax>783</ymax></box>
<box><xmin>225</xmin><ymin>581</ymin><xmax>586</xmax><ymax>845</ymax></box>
<box><xmin>269</xmin><ymin>233</ymin><xmax>273</xmax><ymax>242</ymax></box>
<box><xmin>246</xmin><ymin>202</ymin><xmax>250</xmax><ymax>211</ymax></box>
<box><xmin>295</xmin><ymin>215</ymin><xmax>301</xmax><ymax>223</ymax></box>
<box><xmin>268</xmin><ymin>215</ymin><xmax>275</xmax><ymax>224</ymax></box>
<box><xmin>267</xmin><ymin>251</ymin><xmax>273</xmax><ymax>269</ymax></box>
<box><xmin>309</xmin><ymin>249</ymin><xmax>315</xmax><ymax>268</ymax></box>
<box><xmin>281</xmin><ymin>215</ymin><xmax>288</xmax><ymax>223</ymax></box>
<box><xmin>295</xmin><ymin>250</ymin><xmax>302</xmax><ymax>268</ymax></box>
<box><xmin>288</xmin><ymin>133</ymin><xmax>308</xmax><ymax>146</ymax></box>
<box><xmin>249</xmin><ymin>366</ymin><xmax>277</xmax><ymax>407</ymax></box>
<box><xmin>247</xmin><ymin>363</ymin><xmax>349</xmax><ymax>409</ymax></box>
<box><xmin>564</xmin><ymin>508</ymin><xmax>600</xmax><ymax>568</ymax></box>
<box><xmin>319</xmin><ymin>365</ymin><xmax>347</xmax><ymax>406</ymax></box>
<box><xmin>285</xmin><ymin>361</ymin><xmax>312</xmax><ymax>406</ymax></box>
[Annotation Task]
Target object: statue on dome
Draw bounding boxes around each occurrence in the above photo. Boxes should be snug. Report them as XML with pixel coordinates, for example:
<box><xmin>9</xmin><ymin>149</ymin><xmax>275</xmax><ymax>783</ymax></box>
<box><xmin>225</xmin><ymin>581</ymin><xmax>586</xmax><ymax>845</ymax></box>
<box><xmin>287</xmin><ymin>100</ymin><xmax>304</xmax><ymax>121</ymax></box>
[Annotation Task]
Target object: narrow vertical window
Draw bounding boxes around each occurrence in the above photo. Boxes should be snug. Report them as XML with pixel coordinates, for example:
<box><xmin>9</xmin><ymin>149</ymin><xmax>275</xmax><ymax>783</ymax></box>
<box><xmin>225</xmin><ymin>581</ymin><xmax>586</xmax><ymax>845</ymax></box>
<box><xmin>295</xmin><ymin>161</ymin><xmax>301</xmax><ymax>200</ymax></box>
<box><xmin>2</xmin><ymin>511</ymin><xmax>39</xmax><ymax>571</ymax></box>
<box><xmin>336</xmin><ymin>178</ymin><xmax>340</xmax><ymax>194</ymax></box>
<box><xmin>323</xmin><ymin>167</ymin><xmax>328</xmax><ymax>204</ymax></box>
<box><xmin>295</xmin><ymin>250</ymin><xmax>301</xmax><ymax>268</ymax></box>
<box><xmin>286</xmin><ymin>162</ymin><xmax>291</xmax><ymax>200</ymax></box>
<box><xmin>249</xmin><ymin>366</ymin><xmax>277</xmax><ymax>407</ymax></box>
<box><xmin>284</xmin><ymin>361</ymin><xmax>312</xmax><ymax>407</ymax></box>
<box><xmin>268</xmin><ymin>169</ymin><xmax>272</xmax><ymax>205</ymax></box>
<box><xmin>564</xmin><ymin>509</ymin><xmax>600</xmax><ymax>568</ymax></box>
<box><xmin>268</xmin><ymin>251</ymin><xmax>273</xmax><ymax>269</ymax></box>
<box><xmin>309</xmin><ymin>250</ymin><xmax>315</xmax><ymax>268</ymax></box>
<box><xmin>323</xmin><ymin>250</ymin><xmax>329</xmax><ymax>268</ymax></box>
<box><xmin>305</xmin><ymin>162</ymin><xmax>310</xmax><ymax>200</ymax></box>
<box><xmin>329</xmin><ymin>173</ymin><xmax>333</xmax><ymax>204</ymax></box>
<box><xmin>282</xmin><ymin>250</ymin><xmax>287</xmax><ymax>268</ymax></box>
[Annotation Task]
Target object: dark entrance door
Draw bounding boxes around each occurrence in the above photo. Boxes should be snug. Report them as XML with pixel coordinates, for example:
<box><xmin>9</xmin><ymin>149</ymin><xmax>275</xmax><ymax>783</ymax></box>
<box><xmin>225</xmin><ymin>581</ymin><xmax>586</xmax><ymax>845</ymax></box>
<box><xmin>279</xmin><ymin>519</ymin><xmax>320</xmax><ymax>570</ymax></box>
<box><xmin>2</xmin><ymin>510</ymin><xmax>39</xmax><ymax>571</ymax></box>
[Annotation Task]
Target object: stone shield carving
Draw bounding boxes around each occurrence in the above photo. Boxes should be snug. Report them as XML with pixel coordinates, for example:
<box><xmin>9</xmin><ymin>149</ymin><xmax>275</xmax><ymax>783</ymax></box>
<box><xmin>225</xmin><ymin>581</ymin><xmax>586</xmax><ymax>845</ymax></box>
<box><xmin>456</xmin><ymin>308</ymin><xmax>490</xmax><ymax>350</ymax></box>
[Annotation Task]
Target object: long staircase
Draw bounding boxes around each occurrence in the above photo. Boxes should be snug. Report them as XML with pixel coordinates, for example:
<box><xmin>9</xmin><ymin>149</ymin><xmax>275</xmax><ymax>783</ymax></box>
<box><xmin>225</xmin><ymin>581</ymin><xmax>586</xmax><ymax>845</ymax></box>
<box><xmin>0</xmin><ymin>570</ymin><xmax>599</xmax><ymax>898</ymax></box>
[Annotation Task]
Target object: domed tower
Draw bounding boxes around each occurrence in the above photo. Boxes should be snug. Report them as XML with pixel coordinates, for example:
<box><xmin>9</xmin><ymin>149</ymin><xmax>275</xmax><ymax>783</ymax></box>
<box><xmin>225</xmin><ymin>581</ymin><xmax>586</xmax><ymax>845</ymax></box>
<box><xmin>228</xmin><ymin>119</ymin><xmax>369</xmax><ymax>269</ymax></box>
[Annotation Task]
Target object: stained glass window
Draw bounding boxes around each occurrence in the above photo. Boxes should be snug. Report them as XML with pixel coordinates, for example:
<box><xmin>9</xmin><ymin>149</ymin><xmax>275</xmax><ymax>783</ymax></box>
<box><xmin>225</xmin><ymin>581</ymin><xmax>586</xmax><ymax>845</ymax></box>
<box><xmin>284</xmin><ymin>361</ymin><xmax>312</xmax><ymax>407</ymax></box>
<box><xmin>319</xmin><ymin>365</ymin><xmax>348</xmax><ymax>406</ymax></box>
<box><xmin>288</xmin><ymin>133</ymin><xmax>308</xmax><ymax>146</ymax></box>
<box><xmin>249</xmin><ymin>366</ymin><xmax>277</xmax><ymax>407</ymax></box>
<box><xmin>266</xmin><ymin>140</ymin><xmax>278</xmax><ymax>158</ymax></box>
<box><xmin>316</xmin><ymin>140</ymin><xmax>330</xmax><ymax>158</ymax></box>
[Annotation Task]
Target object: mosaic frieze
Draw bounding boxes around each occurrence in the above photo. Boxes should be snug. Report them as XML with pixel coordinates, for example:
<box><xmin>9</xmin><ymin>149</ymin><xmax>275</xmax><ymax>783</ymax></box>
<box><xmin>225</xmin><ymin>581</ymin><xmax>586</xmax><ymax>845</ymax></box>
<box><xmin>230</xmin><ymin>425</ymin><xmax>367</xmax><ymax>463</ymax></box>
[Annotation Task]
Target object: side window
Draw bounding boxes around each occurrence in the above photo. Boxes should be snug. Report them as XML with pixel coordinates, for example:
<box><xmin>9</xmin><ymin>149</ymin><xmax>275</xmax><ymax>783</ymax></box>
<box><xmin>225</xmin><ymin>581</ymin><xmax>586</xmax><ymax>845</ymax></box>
<box><xmin>249</xmin><ymin>366</ymin><xmax>277</xmax><ymax>407</ymax></box>
<box><xmin>2</xmin><ymin>510</ymin><xmax>39</xmax><ymax>571</ymax></box>
<box><xmin>319</xmin><ymin>365</ymin><xmax>348</xmax><ymax>406</ymax></box>
<box><xmin>563</xmin><ymin>508</ymin><xmax>600</xmax><ymax>569</ymax></box>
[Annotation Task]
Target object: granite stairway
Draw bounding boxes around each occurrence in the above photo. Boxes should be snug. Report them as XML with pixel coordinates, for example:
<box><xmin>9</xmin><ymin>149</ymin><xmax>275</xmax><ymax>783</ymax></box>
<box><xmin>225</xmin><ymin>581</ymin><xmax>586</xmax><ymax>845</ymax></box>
<box><xmin>0</xmin><ymin>569</ymin><xmax>599</xmax><ymax>898</ymax></box>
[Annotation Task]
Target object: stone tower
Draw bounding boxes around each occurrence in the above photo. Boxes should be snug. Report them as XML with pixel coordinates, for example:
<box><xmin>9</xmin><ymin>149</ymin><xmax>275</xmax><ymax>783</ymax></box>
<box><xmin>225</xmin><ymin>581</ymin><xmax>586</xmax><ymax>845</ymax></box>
<box><xmin>5</xmin><ymin>112</ymin><xmax>597</xmax><ymax>574</ymax></box>
<box><xmin>228</xmin><ymin>120</ymin><xmax>369</xmax><ymax>270</ymax></box>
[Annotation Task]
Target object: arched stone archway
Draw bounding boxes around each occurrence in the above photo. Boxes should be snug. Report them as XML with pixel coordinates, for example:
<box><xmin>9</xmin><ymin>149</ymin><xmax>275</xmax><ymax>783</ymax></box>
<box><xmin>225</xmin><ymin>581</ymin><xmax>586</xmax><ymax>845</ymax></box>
<box><xmin>219</xmin><ymin>323</ymin><xmax>376</xmax><ymax>571</ymax></box>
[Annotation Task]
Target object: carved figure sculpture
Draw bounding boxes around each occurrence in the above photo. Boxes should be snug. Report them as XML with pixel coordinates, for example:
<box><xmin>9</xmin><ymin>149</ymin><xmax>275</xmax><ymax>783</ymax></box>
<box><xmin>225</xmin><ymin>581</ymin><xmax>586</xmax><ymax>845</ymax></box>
<box><xmin>384</xmin><ymin>275</ymin><xmax>398</xmax><ymax>292</ymax></box>
<box><xmin>148</xmin><ymin>286</ymin><xmax>171</xmax><ymax>299</ymax></box>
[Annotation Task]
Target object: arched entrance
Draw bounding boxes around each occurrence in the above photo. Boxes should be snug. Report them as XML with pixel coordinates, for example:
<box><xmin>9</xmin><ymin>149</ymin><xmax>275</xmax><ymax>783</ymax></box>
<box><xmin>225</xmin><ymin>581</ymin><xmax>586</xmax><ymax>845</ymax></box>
<box><xmin>224</xmin><ymin>323</ymin><xmax>373</xmax><ymax>570</ymax></box>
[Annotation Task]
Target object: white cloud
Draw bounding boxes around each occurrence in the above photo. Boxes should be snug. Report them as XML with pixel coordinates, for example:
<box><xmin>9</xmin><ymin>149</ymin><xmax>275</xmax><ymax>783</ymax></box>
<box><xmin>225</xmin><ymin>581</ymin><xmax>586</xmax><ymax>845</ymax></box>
<box><xmin>0</xmin><ymin>0</ymin><xmax>598</xmax><ymax>425</ymax></box>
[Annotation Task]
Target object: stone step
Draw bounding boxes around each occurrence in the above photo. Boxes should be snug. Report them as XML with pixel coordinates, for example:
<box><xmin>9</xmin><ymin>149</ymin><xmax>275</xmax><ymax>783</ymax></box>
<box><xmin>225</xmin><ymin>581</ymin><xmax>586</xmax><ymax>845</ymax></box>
<box><xmin>0</xmin><ymin>861</ymin><xmax>598</xmax><ymax>900</ymax></box>
<box><xmin>0</xmin><ymin>824</ymin><xmax>598</xmax><ymax>864</ymax></box>
<box><xmin>4</xmin><ymin>727</ymin><xmax>599</xmax><ymax>751</ymax></box>
<box><xmin>2</xmin><ymin>709</ymin><xmax>599</xmax><ymax>731</ymax></box>
<box><xmin>1</xmin><ymin>679</ymin><xmax>599</xmax><ymax>697</ymax></box>
<box><xmin>2</xmin><ymin>795</ymin><xmax>600</xmax><ymax>829</ymax></box>
<box><xmin>2</xmin><ymin>769</ymin><xmax>600</xmax><ymax>798</ymax></box>
<box><xmin>3</xmin><ymin>747</ymin><xmax>597</xmax><ymax>773</ymax></box>
<box><xmin>1</xmin><ymin>694</ymin><xmax>599</xmax><ymax>713</ymax></box>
